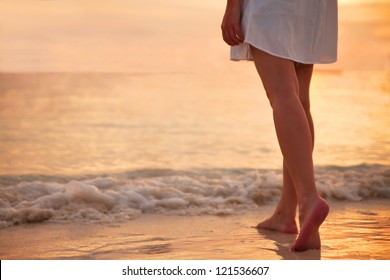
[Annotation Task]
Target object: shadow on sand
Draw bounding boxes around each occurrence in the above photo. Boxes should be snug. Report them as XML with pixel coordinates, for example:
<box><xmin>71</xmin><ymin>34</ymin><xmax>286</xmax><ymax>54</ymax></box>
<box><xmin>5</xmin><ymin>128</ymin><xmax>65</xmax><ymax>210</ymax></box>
<box><xmin>255</xmin><ymin>228</ymin><xmax>321</xmax><ymax>260</ymax></box>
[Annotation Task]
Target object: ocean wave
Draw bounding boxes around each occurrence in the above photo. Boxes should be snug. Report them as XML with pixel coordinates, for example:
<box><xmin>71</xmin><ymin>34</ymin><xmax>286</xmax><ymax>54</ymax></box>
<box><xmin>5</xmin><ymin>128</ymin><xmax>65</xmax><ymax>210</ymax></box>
<box><xmin>0</xmin><ymin>165</ymin><xmax>389</xmax><ymax>228</ymax></box>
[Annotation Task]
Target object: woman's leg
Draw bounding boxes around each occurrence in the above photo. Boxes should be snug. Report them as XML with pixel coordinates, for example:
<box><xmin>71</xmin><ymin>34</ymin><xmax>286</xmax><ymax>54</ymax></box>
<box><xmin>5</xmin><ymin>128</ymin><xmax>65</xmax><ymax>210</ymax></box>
<box><xmin>251</xmin><ymin>47</ymin><xmax>329</xmax><ymax>251</ymax></box>
<box><xmin>296</xmin><ymin>63</ymin><xmax>315</xmax><ymax>147</ymax></box>
<box><xmin>255</xmin><ymin>159</ymin><xmax>298</xmax><ymax>234</ymax></box>
<box><xmin>256</xmin><ymin>63</ymin><xmax>316</xmax><ymax>234</ymax></box>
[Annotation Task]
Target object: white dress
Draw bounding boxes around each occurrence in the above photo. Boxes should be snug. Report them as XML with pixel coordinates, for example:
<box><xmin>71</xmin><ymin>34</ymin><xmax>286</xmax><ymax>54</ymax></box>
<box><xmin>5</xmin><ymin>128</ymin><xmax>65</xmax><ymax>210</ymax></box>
<box><xmin>231</xmin><ymin>0</ymin><xmax>338</xmax><ymax>64</ymax></box>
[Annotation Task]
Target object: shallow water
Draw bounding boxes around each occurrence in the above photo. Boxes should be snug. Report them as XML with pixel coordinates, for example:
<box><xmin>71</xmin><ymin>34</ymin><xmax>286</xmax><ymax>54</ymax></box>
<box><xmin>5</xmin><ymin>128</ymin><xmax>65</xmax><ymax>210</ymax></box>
<box><xmin>0</xmin><ymin>201</ymin><xmax>389</xmax><ymax>260</ymax></box>
<box><xmin>322</xmin><ymin>203</ymin><xmax>390</xmax><ymax>260</ymax></box>
<box><xmin>0</xmin><ymin>70</ymin><xmax>389</xmax><ymax>176</ymax></box>
<box><xmin>0</xmin><ymin>165</ymin><xmax>388</xmax><ymax>228</ymax></box>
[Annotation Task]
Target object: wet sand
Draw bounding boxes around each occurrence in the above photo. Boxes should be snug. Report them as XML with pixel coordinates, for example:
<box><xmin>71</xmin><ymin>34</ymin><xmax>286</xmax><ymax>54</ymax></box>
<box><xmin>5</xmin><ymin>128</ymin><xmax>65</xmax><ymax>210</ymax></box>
<box><xmin>0</xmin><ymin>200</ymin><xmax>389</xmax><ymax>260</ymax></box>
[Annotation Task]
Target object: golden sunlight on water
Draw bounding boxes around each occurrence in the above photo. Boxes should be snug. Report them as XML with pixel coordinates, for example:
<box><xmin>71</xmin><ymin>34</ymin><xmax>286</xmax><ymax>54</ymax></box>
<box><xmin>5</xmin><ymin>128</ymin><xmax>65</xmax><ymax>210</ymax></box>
<box><xmin>0</xmin><ymin>70</ymin><xmax>389</xmax><ymax>175</ymax></box>
<box><xmin>0</xmin><ymin>0</ymin><xmax>389</xmax><ymax>175</ymax></box>
<box><xmin>321</xmin><ymin>202</ymin><xmax>390</xmax><ymax>260</ymax></box>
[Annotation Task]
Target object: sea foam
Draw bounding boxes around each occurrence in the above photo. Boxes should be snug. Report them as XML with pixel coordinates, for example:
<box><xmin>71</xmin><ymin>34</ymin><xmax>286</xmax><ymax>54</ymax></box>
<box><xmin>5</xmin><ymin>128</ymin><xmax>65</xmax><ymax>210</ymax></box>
<box><xmin>0</xmin><ymin>165</ymin><xmax>389</xmax><ymax>228</ymax></box>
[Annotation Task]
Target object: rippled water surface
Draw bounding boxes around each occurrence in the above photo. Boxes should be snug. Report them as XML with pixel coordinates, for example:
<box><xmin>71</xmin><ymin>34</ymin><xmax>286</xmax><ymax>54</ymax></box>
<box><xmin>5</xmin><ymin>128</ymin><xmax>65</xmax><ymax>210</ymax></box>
<box><xmin>0</xmin><ymin>71</ymin><xmax>389</xmax><ymax>175</ymax></box>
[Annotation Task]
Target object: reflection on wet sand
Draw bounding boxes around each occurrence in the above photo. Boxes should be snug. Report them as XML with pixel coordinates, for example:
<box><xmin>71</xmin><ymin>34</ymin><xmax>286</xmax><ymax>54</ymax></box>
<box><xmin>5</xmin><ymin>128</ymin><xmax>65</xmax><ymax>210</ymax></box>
<box><xmin>256</xmin><ymin>229</ymin><xmax>321</xmax><ymax>260</ymax></box>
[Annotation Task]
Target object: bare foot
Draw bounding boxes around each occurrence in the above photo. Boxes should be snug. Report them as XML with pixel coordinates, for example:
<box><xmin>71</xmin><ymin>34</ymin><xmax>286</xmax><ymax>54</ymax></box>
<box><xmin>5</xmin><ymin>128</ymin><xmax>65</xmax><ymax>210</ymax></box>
<box><xmin>291</xmin><ymin>197</ymin><xmax>329</xmax><ymax>251</ymax></box>
<box><xmin>255</xmin><ymin>214</ymin><xmax>298</xmax><ymax>234</ymax></box>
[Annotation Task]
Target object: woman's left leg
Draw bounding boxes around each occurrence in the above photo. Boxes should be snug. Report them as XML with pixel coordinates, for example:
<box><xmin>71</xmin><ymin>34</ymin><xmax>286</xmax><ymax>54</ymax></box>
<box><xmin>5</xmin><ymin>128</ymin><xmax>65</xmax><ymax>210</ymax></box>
<box><xmin>250</xmin><ymin>47</ymin><xmax>329</xmax><ymax>251</ymax></box>
<box><xmin>255</xmin><ymin>64</ymin><xmax>315</xmax><ymax>235</ymax></box>
<box><xmin>255</xmin><ymin>160</ymin><xmax>298</xmax><ymax>234</ymax></box>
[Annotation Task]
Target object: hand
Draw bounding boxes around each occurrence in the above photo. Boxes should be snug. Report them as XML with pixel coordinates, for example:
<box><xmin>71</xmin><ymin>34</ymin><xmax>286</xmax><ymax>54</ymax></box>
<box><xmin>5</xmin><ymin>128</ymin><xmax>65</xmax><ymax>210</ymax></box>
<box><xmin>221</xmin><ymin>0</ymin><xmax>244</xmax><ymax>46</ymax></box>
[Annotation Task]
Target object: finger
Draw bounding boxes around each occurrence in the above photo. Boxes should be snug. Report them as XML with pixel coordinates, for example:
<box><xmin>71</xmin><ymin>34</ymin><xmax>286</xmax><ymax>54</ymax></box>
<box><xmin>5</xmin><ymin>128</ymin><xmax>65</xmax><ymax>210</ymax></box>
<box><xmin>227</xmin><ymin>27</ymin><xmax>241</xmax><ymax>45</ymax></box>
<box><xmin>221</xmin><ymin>25</ymin><xmax>230</xmax><ymax>45</ymax></box>
<box><xmin>222</xmin><ymin>28</ymin><xmax>238</xmax><ymax>46</ymax></box>
<box><xmin>234</xmin><ymin>24</ymin><xmax>244</xmax><ymax>43</ymax></box>
<box><xmin>222</xmin><ymin>29</ymin><xmax>232</xmax><ymax>46</ymax></box>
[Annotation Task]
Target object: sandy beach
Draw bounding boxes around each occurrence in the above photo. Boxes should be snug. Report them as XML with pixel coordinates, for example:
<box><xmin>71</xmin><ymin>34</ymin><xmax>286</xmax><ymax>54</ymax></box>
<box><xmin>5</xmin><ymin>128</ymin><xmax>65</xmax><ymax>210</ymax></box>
<box><xmin>0</xmin><ymin>200</ymin><xmax>388</xmax><ymax>260</ymax></box>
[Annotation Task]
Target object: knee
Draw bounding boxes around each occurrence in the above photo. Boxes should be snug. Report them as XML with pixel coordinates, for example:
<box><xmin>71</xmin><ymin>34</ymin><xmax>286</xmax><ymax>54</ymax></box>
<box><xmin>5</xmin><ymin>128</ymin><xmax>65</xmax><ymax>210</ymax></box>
<box><xmin>265</xmin><ymin>80</ymin><xmax>299</xmax><ymax>109</ymax></box>
<box><xmin>299</xmin><ymin>97</ymin><xmax>311</xmax><ymax>112</ymax></box>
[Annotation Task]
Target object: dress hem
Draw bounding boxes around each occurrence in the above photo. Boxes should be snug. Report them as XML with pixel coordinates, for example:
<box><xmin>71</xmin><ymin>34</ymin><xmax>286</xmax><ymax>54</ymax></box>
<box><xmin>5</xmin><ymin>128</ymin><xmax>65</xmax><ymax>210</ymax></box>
<box><xmin>230</xmin><ymin>41</ymin><xmax>337</xmax><ymax>65</ymax></box>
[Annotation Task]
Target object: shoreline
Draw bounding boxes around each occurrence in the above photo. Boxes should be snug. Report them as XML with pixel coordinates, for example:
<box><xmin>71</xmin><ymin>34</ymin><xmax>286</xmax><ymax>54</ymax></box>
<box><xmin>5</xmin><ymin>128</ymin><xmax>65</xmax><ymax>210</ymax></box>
<box><xmin>0</xmin><ymin>200</ymin><xmax>389</xmax><ymax>260</ymax></box>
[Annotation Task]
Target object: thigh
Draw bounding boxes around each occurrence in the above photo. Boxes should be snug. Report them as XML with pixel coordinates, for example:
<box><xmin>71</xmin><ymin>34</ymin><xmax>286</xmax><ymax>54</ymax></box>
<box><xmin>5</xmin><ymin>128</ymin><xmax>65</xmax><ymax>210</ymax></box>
<box><xmin>296</xmin><ymin>64</ymin><xmax>314</xmax><ymax>108</ymax></box>
<box><xmin>250</xmin><ymin>46</ymin><xmax>299</xmax><ymax>102</ymax></box>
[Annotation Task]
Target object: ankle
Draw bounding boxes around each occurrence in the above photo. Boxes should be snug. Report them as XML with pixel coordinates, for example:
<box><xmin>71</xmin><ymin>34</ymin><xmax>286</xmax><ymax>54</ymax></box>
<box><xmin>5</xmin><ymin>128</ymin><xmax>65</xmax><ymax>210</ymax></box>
<box><xmin>298</xmin><ymin>193</ymin><xmax>319</xmax><ymax>207</ymax></box>
<box><xmin>273</xmin><ymin>207</ymin><xmax>297</xmax><ymax>223</ymax></box>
